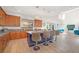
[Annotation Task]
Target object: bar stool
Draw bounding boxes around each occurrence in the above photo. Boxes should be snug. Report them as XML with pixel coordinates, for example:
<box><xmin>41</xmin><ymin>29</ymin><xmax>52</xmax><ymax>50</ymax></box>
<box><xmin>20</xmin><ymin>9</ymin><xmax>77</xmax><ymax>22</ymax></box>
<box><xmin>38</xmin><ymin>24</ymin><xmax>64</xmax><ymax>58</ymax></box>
<box><xmin>42</xmin><ymin>31</ymin><xmax>50</xmax><ymax>46</ymax></box>
<box><xmin>32</xmin><ymin>32</ymin><xmax>41</xmax><ymax>51</ymax></box>
<box><xmin>47</xmin><ymin>30</ymin><xmax>55</xmax><ymax>43</ymax></box>
<box><xmin>27</xmin><ymin>33</ymin><xmax>36</xmax><ymax>47</ymax></box>
<box><xmin>37</xmin><ymin>33</ymin><xmax>43</xmax><ymax>44</ymax></box>
<box><xmin>54</xmin><ymin>30</ymin><xmax>60</xmax><ymax>41</ymax></box>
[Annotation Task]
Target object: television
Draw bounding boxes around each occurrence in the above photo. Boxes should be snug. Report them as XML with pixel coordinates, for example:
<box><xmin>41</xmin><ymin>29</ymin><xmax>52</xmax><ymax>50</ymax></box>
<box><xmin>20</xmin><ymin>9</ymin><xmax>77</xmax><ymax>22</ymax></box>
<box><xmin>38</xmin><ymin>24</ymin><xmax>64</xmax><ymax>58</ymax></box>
<box><xmin>67</xmin><ymin>25</ymin><xmax>75</xmax><ymax>30</ymax></box>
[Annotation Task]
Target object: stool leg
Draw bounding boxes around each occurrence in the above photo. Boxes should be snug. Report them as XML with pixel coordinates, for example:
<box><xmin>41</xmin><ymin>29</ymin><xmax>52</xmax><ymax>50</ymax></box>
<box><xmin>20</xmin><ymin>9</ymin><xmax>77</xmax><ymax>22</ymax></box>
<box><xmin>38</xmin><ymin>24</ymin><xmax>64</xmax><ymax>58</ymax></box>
<box><xmin>33</xmin><ymin>41</ymin><xmax>40</xmax><ymax>51</ymax></box>
<box><xmin>49</xmin><ymin>37</ymin><xmax>53</xmax><ymax>43</ymax></box>
<box><xmin>43</xmin><ymin>40</ymin><xmax>49</xmax><ymax>46</ymax></box>
<box><xmin>55</xmin><ymin>35</ymin><xmax>57</xmax><ymax>41</ymax></box>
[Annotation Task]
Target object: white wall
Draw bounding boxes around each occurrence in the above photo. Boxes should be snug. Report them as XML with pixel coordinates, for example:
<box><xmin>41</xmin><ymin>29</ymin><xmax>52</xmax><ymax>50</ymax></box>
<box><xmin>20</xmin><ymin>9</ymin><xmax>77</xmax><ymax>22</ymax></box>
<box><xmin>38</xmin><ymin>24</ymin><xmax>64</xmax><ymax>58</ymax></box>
<box><xmin>64</xmin><ymin>9</ymin><xmax>79</xmax><ymax>25</ymax></box>
<box><xmin>59</xmin><ymin>8</ymin><xmax>79</xmax><ymax>30</ymax></box>
<box><xmin>42</xmin><ymin>14</ymin><xmax>62</xmax><ymax>30</ymax></box>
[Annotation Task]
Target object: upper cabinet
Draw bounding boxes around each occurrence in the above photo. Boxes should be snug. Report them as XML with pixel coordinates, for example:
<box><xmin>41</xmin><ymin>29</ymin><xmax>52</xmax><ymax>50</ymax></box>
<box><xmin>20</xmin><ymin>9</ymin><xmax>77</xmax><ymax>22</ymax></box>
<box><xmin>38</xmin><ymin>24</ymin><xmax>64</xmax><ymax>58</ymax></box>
<box><xmin>0</xmin><ymin>7</ymin><xmax>6</xmax><ymax>26</ymax></box>
<box><xmin>0</xmin><ymin>15</ymin><xmax>20</xmax><ymax>26</ymax></box>
<box><xmin>34</xmin><ymin>19</ymin><xmax>42</xmax><ymax>27</ymax></box>
<box><xmin>0</xmin><ymin>17</ymin><xmax>5</xmax><ymax>26</ymax></box>
<box><xmin>0</xmin><ymin>7</ymin><xmax>20</xmax><ymax>27</ymax></box>
<box><xmin>5</xmin><ymin>15</ymin><xmax>20</xmax><ymax>26</ymax></box>
<box><xmin>0</xmin><ymin>7</ymin><xmax>6</xmax><ymax>17</ymax></box>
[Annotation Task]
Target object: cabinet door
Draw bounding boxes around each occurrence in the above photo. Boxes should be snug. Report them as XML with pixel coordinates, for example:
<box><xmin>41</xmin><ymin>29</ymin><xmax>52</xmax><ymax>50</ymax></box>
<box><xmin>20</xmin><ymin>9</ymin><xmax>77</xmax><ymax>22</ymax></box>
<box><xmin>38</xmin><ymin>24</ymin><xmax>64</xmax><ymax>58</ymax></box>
<box><xmin>10</xmin><ymin>32</ymin><xmax>21</xmax><ymax>40</ymax></box>
<box><xmin>5</xmin><ymin>16</ymin><xmax>14</xmax><ymax>26</ymax></box>
<box><xmin>15</xmin><ymin>17</ymin><xmax>20</xmax><ymax>26</ymax></box>
<box><xmin>20</xmin><ymin>32</ymin><xmax>27</xmax><ymax>39</ymax></box>
<box><xmin>0</xmin><ymin>37</ymin><xmax>3</xmax><ymax>52</ymax></box>
<box><xmin>0</xmin><ymin>33</ymin><xmax>10</xmax><ymax>52</ymax></box>
<box><xmin>0</xmin><ymin>8</ymin><xmax>6</xmax><ymax>16</ymax></box>
<box><xmin>10</xmin><ymin>32</ymin><xmax>28</xmax><ymax>40</ymax></box>
<box><xmin>34</xmin><ymin>20</ymin><xmax>42</xmax><ymax>27</ymax></box>
<box><xmin>10</xmin><ymin>32</ymin><xmax>16</xmax><ymax>40</ymax></box>
<box><xmin>0</xmin><ymin>36</ymin><xmax>7</xmax><ymax>52</ymax></box>
<box><xmin>2</xmin><ymin>37</ymin><xmax>7</xmax><ymax>50</ymax></box>
<box><xmin>0</xmin><ymin>17</ymin><xmax>5</xmax><ymax>26</ymax></box>
<box><xmin>1</xmin><ymin>33</ymin><xmax>10</xmax><ymax>51</ymax></box>
<box><xmin>5</xmin><ymin>15</ymin><xmax>20</xmax><ymax>26</ymax></box>
<box><xmin>4</xmin><ymin>33</ymin><xmax>10</xmax><ymax>42</ymax></box>
<box><xmin>15</xmin><ymin>32</ymin><xmax>21</xmax><ymax>39</ymax></box>
<box><xmin>15</xmin><ymin>32</ymin><xmax>27</xmax><ymax>39</ymax></box>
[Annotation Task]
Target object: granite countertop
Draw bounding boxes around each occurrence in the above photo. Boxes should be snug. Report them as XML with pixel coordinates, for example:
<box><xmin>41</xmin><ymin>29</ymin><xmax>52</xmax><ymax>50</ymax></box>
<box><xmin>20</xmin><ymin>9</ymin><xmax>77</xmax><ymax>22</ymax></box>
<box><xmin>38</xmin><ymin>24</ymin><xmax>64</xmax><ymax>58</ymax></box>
<box><xmin>0</xmin><ymin>29</ymin><xmax>26</xmax><ymax>36</ymax></box>
<box><xmin>0</xmin><ymin>29</ymin><xmax>54</xmax><ymax>36</ymax></box>
<box><xmin>0</xmin><ymin>31</ymin><xmax>9</xmax><ymax>36</ymax></box>
<box><xmin>0</xmin><ymin>33</ymin><xmax>7</xmax><ymax>36</ymax></box>
<box><xmin>0</xmin><ymin>29</ymin><xmax>44</xmax><ymax>36</ymax></box>
<box><xmin>26</xmin><ymin>31</ymin><xmax>43</xmax><ymax>33</ymax></box>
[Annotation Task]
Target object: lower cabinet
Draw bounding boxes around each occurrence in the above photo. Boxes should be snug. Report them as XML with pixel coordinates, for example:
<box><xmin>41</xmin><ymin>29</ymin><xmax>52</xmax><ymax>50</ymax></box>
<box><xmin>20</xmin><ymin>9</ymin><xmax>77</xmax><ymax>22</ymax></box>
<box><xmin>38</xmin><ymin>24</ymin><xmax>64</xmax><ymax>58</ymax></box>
<box><xmin>0</xmin><ymin>32</ymin><xmax>27</xmax><ymax>52</ymax></box>
<box><xmin>20</xmin><ymin>32</ymin><xmax>27</xmax><ymax>39</ymax></box>
<box><xmin>9</xmin><ymin>31</ymin><xmax>27</xmax><ymax>40</ymax></box>
<box><xmin>9</xmin><ymin>32</ymin><xmax>18</xmax><ymax>40</ymax></box>
<box><xmin>0</xmin><ymin>38</ymin><xmax>3</xmax><ymax>52</ymax></box>
<box><xmin>0</xmin><ymin>33</ymin><xmax>10</xmax><ymax>52</ymax></box>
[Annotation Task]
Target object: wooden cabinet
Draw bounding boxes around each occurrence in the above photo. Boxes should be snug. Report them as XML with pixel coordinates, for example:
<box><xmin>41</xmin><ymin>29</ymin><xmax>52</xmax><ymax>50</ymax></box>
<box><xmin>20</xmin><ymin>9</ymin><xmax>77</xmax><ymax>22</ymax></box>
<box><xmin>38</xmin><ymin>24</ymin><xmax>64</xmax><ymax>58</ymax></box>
<box><xmin>34</xmin><ymin>20</ymin><xmax>42</xmax><ymax>27</ymax></box>
<box><xmin>20</xmin><ymin>32</ymin><xmax>27</xmax><ymax>38</ymax></box>
<box><xmin>0</xmin><ymin>37</ymin><xmax>3</xmax><ymax>52</ymax></box>
<box><xmin>5</xmin><ymin>15</ymin><xmax>20</xmax><ymax>26</ymax></box>
<box><xmin>0</xmin><ymin>7</ymin><xmax>6</xmax><ymax>16</ymax></box>
<box><xmin>2</xmin><ymin>34</ymin><xmax>9</xmax><ymax>51</ymax></box>
<box><xmin>9</xmin><ymin>32</ymin><xmax>17</xmax><ymax>40</ymax></box>
<box><xmin>0</xmin><ymin>7</ymin><xmax>6</xmax><ymax>26</ymax></box>
<box><xmin>0</xmin><ymin>32</ymin><xmax>27</xmax><ymax>52</ymax></box>
<box><xmin>0</xmin><ymin>7</ymin><xmax>20</xmax><ymax>26</ymax></box>
<box><xmin>0</xmin><ymin>33</ymin><xmax>10</xmax><ymax>52</ymax></box>
<box><xmin>0</xmin><ymin>15</ymin><xmax>20</xmax><ymax>26</ymax></box>
<box><xmin>9</xmin><ymin>32</ymin><xmax>27</xmax><ymax>40</ymax></box>
<box><xmin>10</xmin><ymin>32</ymin><xmax>21</xmax><ymax>40</ymax></box>
<box><xmin>0</xmin><ymin>17</ymin><xmax>5</xmax><ymax>26</ymax></box>
<box><xmin>15</xmin><ymin>32</ymin><xmax>21</xmax><ymax>39</ymax></box>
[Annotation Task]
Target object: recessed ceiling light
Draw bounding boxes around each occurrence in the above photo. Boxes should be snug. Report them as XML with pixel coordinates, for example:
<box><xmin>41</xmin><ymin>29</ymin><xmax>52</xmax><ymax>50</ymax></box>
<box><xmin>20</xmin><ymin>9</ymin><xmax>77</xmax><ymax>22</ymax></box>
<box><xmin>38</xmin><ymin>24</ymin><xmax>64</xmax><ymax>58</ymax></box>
<box><xmin>36</xmin><ymin>6</ymin><xmax>39</xmax><ymax>8</ymax></box>
<box><xmin>17</xmin><ymin>10</ymin><xmax>21</xmax><ymax>12</ymax></box>
<box><xmin>48</xmin><ymin>11</ymin><xmax>50</xmax><ymax>13</ymax></box>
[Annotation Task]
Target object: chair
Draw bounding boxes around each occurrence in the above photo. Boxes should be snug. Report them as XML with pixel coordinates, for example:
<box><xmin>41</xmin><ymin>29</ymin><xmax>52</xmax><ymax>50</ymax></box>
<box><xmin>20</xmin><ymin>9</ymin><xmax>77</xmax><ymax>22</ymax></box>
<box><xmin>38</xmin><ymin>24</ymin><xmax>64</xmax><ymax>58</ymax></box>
<box><xmin>57</xmin><ymin>29</ymin><xmax>64</xmax><ymax>33</ymax></box>
<box><xmin>74</xmin><ymin>30</ymin><xmax>79</xmax><ymax>35</ymax></box>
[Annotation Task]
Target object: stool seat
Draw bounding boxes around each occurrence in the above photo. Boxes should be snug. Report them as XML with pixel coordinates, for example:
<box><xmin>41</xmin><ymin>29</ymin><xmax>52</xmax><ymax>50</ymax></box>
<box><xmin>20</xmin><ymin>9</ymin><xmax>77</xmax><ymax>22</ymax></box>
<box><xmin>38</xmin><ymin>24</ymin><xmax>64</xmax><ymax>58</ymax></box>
<box><xmin>32</xmin><ymin>33</ymin><xmax>41</xmax><ymax>42</ymax></box>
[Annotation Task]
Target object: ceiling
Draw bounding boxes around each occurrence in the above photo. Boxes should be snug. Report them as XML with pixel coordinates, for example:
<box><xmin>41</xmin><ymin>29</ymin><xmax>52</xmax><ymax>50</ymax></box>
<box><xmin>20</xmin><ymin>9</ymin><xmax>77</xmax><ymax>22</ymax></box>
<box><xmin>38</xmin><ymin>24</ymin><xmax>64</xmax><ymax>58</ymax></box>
<box><xmin>1</xmin><ymin>6</ymin><xmax>79</xmax><ymax>21</ymax></box>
